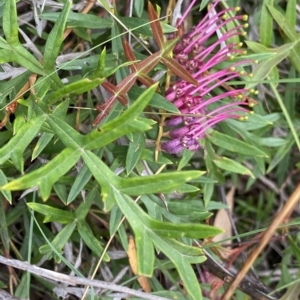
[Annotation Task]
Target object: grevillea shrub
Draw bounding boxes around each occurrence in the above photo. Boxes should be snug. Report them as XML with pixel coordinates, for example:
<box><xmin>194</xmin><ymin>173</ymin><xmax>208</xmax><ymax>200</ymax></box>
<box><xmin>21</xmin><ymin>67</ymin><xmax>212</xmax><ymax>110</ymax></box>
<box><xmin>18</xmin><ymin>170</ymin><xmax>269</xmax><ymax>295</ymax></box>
<box><xmin>161</xmin><ymin>0</ymin><xmax>257</xmax><ymax>154</ymax></box>
<box><xmin>0</xmin><ymin>0</ymin><xmax>297</xmax><ymax>299</ymax></box>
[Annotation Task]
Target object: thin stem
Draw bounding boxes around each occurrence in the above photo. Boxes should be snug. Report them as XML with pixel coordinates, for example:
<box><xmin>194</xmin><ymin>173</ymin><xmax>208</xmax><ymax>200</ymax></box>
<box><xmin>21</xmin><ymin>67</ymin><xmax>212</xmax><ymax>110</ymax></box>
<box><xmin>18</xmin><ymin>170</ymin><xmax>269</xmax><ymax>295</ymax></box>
<box><xmin>269</xmin><ymin>80</ymin><xmax>300</xmax><ymax>151</ymax></box>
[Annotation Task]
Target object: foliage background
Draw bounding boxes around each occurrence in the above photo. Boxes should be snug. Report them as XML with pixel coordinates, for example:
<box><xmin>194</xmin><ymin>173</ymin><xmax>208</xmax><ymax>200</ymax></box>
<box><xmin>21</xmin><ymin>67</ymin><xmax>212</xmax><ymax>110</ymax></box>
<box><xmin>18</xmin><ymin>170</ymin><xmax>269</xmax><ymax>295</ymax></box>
<box><xmin>0</xmin><ymin>0</ymin><xmax>299</xmax><ymax>299</ymax></box>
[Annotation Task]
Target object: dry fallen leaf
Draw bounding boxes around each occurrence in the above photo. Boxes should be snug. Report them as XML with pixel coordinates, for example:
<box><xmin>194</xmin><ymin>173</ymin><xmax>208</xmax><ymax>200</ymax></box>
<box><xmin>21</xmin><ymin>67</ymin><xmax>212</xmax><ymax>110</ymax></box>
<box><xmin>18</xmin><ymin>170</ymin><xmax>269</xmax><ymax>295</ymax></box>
<box><xmin>127</xmin><ymin>235</ymin><xmax>151</xmax><ymax>292</ymax></box>
<box><xmin>213</xmin><ymin>186</ymin><xmax>236</xmax><ymax>248</ymax></box>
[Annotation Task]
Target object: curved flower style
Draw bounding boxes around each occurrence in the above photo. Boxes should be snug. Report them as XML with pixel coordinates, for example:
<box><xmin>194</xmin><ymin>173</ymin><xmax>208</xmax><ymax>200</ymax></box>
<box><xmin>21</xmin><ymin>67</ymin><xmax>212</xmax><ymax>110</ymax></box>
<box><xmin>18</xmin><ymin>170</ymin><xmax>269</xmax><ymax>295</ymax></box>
<box><xmin>161</xmin><ymin>0</ymin><xmax>257</xmax><ymax>154</ymax></box>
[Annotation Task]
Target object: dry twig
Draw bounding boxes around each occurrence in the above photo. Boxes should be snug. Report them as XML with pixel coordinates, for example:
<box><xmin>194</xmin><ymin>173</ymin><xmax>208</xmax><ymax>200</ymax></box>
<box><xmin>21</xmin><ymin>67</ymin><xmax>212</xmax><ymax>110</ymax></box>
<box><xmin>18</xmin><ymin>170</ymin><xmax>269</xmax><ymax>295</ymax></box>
<box><xmin>0</xmin><ymin>255</ymin><xmax>168</xmax><ymax>300</ymax></box>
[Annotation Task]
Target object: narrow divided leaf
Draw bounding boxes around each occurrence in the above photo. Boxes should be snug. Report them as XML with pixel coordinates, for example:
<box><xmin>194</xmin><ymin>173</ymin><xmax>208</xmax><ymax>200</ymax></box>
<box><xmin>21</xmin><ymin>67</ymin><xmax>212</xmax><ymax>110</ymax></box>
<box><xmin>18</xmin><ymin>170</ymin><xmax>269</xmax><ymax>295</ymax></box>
<box><xmin>1</xmin><ymin>148</ymin><xmax>81</xmax><ymax>200</ymax></box>
<box><xmin>117</xmin><ymin>171</ymin><xmax>205</xmax><ymax>195</ymax></box>
<box><xmin>27</xmin><ymin>203</ymin><xmax>75</xmax><ymax>224</ymax></box>
<box><xmin>150</xmin><ymin>233</ymin><xmax>203</xmax><ymax>300</ymax></box>
<box><xmin>43</xmin><ymin>0</ymin><xmax>72</xmax><ymax>73</ymax></box>
<box><xmin>147</xmin><ymin>2</ymin><xmax>164</xmax><ymax>49</ymax></box>
<box><xmin>207</xmin><ymin>130</ymin><xmax>268</xmax><ymax>157</ymax></box>
<box><xmin>0</xmin><ymin>48</ymin><xmax>44</xmax><ymax>75</ymax></box>
<box><xmin>81</xmin><ymin>150</ymin><xmax>117</xmax><ymax>211</ymax></box>
<box><xmin>0</xmin><ymin>116</ymin><xmax>46</xmax><ymax>172</ymax></box>
<box><xmin>40</xmin><ymin>11</ymin><xmax>113</xmax><ymax>29</ymax></box>
<box><xmin>46</xmin><ymin>78</ymin><xmax>104</xmax><ymax>105</ymax></box>
<box><xmin>267</xmin><ymin>5</ymin><xmax>300</xmax><ymax>72</ymax></box>
<box><xmin>246</xmin><ymin>41</ymin><xmax>295</xmax><ymax>89</ymax></box>
<box><xmin>213</xmin><ymin>157</ymin><xmax>254</xmax><ymax>178</ymax></box>
<box><xmin>113</xmin><ymin>179</ymin><xmax>222</xmax><ymax>277</ymax></box>
<box><xmin>85</xmin><ymin>83</ymin><xmax>158</xmax><ymax>150</ymax></box>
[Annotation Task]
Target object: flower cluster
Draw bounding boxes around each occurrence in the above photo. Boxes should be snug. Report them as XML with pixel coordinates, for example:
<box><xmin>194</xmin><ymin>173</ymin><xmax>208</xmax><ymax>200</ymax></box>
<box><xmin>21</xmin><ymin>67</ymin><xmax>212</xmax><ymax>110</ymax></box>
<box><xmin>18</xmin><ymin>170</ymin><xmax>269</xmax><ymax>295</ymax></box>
<box><xmin>161</xmin><ymin>0</ymin><xmax>257</xmax><ymax>154</ymax></box>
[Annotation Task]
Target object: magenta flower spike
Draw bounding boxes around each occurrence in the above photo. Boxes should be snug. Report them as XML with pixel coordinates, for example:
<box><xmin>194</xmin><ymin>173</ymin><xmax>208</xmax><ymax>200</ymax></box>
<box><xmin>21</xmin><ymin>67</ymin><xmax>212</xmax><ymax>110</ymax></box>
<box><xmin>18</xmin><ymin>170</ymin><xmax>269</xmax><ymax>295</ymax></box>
<box><xmin>161</xmin><ymin>0</ymin><xmax>256</xmax><ymax>154</ymax></box>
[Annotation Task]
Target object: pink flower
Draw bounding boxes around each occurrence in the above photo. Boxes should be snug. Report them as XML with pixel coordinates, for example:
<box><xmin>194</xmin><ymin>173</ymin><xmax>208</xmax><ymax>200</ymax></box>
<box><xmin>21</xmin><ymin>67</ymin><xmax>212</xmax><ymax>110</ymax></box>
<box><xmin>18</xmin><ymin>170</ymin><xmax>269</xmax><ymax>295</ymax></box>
<box><xmin>161</xmin><ymin>0</ymin><xmax>256</xmax><ymax>154</ymax></box>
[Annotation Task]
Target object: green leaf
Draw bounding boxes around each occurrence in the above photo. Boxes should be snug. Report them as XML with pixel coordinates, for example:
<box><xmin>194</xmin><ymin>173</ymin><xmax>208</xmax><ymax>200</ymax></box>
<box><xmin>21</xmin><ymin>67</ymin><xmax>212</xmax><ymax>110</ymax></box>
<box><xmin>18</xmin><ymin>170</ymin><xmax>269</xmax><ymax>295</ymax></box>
<box><xmin>117</xmin><ymin>170</ymin><xmax>205</xmax><ymax>195</ymax></box>
<box><xmin>149</xmin><ymin>233</ymin><xmax>203</xmax><ymax>300</ymax></box>
<box><xmin>226</xmin><ymin>113</ymin><xmax>280</xmax><ymax>131</ymax></box>
<box><xmin>43</xmin><ymin>114</ymin><xmax>85</xmax><ymax>149</ymax></box>
<box><xmin>157</xmin><ymin>237</ymin><xmax>205</xmax><ymax>263</ymax></box>
<box><xmin>0</xmin><ymin>48</ymin><xmax>44</xmax><ymax>75</ymax></box>
<box><xmin>84</xmin><ymin>83</ymin><xmax>158</xmax><ymax>150</ymax></box>
<box><xmin>0</xmin><ymin>116</ymin><xmax>46</xmax><ymax>172</ymax></box>
<box><xmin>207</xmin><ymin>130</ymin><xmax>268</xmax><ymax>157</ymax></box>
<box><xmin>269</xmin><ymin>80</ymin><xmax>300</xmax><ymax>151</ymax></box>
<box><xmin>267</xmin><ymin>5</ymin><xmax>300</xmax><ymax>71</ymax></box>
<box><xmin>246</xmin><ymin>41</ymin><xmax>275</xmax><ymax>54</ymax></box>
<box><xmin>213</xmin><ymin>157</ymin><xmax>254</xmax><ymax>178</ymax></box>
<box><xmin>203</xmin><ymin>182</ymin><xmax>214</xmax><ymax>207</ymax></box>
<box><xmin>286</xmin><ymin>0</ymin><xmax>296</xmax><ymax>29</ymax></box>
<box><xmin>141</xmin><ymin>148</ymin><xmax>173</xmax><ymax>165</ymax></box>
<box><xmin>258</xmin><ymin>137</ymin><xmax>285</xmax><ymax>147</ymax></box>
<box><xmin>284</xmin><ymin>67</ymin><xmax>296</xmax><ymax>120</ymax></box>
<box><xmin>13</xmin><ymin>114</ymin><xmax>26</xmax><ymax>135</ymax></box>
<box><xmin>122</xmin><ymin>16</ymin><xmax>152</xmax><ymax>36</ymax></box>
<box><xmin>115</xmin><ymin>189</ymin><xmax>206</xmax><ymax>300</ymax></box>
<box><xmin>150</xmin><ymin>219</ymin><xmax>222</xmax><ymax>239</ymax></box>
<box><xmin>134</xmin><ymin>0</ymin><xmax>144</xmax><ymax>17</ymax></box>
<box><xmin>167</xmin><ymin>201</ymin><xmax>211</xmax><ymax>222</ymax></box>
<box><xmin>84</xmin><ymin>153</ymin><xmax>200</xmax><ymax>210</ymax></box>
<box><xmin>32</xmin><ymin>132</ymin><xmax>54</xmax><ymax>160</ymax></box>
<box><xmin>81</xmin><ymin>150</ymin><xmax>117</xmax><ymax>211</ymax></box>
<box><xmin>53</xmin><ymin>183</ymin><xmax>68</xmax><ymax>204</ymax></box>
<box><xmin>120</xmin><ymin>17</ymin><xmax>175</xmax><ymax>37</ymax></box>
<box><xmin>43</xmin><ymin>0</ymin><xmax>71</xmax><ymax>73</ymax></box>
<box><xmin>27</xmin><ymin>203</ymin><xmax>75</xmax><ymax>224</ymax></box>
<box><xmin>175</xmin><ymin>184</ymin><xmax>199</xmax><ymax>193</ymax></box>
<box><xmin>260</xmin><ymin>0</ymin><xmax>273</xmax><ymax>47</ymax></box>
<box><xmin>77</xmin><ymin>219</ymin><xmax>109</xmax><ymax>260</ymax></box>
<box><xmin>115</xmin><ymin>193</ymin><xmax>222</xmax><ymax>240</ymax></box>
<box><xmin>46</xmin><ymin>78</ymin><xmax>104</xmax><ymax>105</ymax></box>
<box><xmin>87</xmin><ymin>48</ymin><xmax>106</xmax><ymax>79</ymax></box>
<box><xmin>128</xmin><ymin>86</ymin><xmax>179</xmax><ymax>113</ymax></box>
<box><xmin>1</xmin><ymin>148</ymin><xmax>81</xmax><ymax>200</ymax></box>
<box><xmin>40</xmin><ymin>11</ymin><xmax>113</xmax><ymax>29</ymax></box>
<box><xmin>200</xmin><ymin>0</ymin><xmax>210</xmax><ymax>10</ymax></box>
<box><xmin>15</xmin><ymin>274</ymin><xmax>29</xmax><ymax>299</ymax></box>
<box><xmin>0</xmin><ymin>170</ymin><xmax>11</xmax><ymax>204</ymax></box>
<box><xmin>267</xmin><ymin>133</ymin><xmax>295</xmax><ymax>173</ymax></box>
<box><xmin>245</xmin><ymin>41</ymin><xmax>297</xmax><ymax>89</ymax></box>
<box><xmin>279</xmin><ymin>279</ymin><xmax>300</xmax><ymax>300</ymax></box>
<box><xmin>109</xmin><ymin>205</ymin><xmax>123</xmax><ymax>235</ymax></box>
<box><xmin>3</xmin><ymin>0</ymin><xmax>19</xmax><ymax>45</ymax></box>
<box><xmin>134</xmin><ymin>229</ymin><xmax>154</xmax><ymax>276</ymax></box>
<box><xmin>67</xmin><ymin>165</ymin><xmax>93</xmax><ymax>204</ymax></box>
<box><xmin>32</xmin><ymin>100</ymin><xmax>70</xmax><ymax>159</ymax></box>
<box><xmin>39</xmin><ymin>221</ymin><xmax>76</xmax><ymax>263</ymax></box>
<box><xmin>178</xmin><ymin>149</ymin><xmax>194</xmax><ymax>170</ymax></box>
<box><xmin>126</xmin><ymin>132</ymin><xmax>145</xmax><ymax>174</ymax></box>
<box><xmin>267</xmin><ymin>5</ymin><xmax>299</xmax><ymax>41</ymax></box>
<box><xmin>204</xmin><ymin>139</ymin><xmax>224</xmax><ymax>182</ymax></box>
<box><xmin>75</xmin><ymin>187</ymin><xmax>98</xmax><ymax>220</ymax></box>
<box><xmin>112</xmin><ymin>191</ymin><xmax>154</xmax><ymax>276</ymax></box>
<box><xmin>0</xmin><ymin>195</ymin><xmax>10</xmax><ymax>250</ymax></box>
